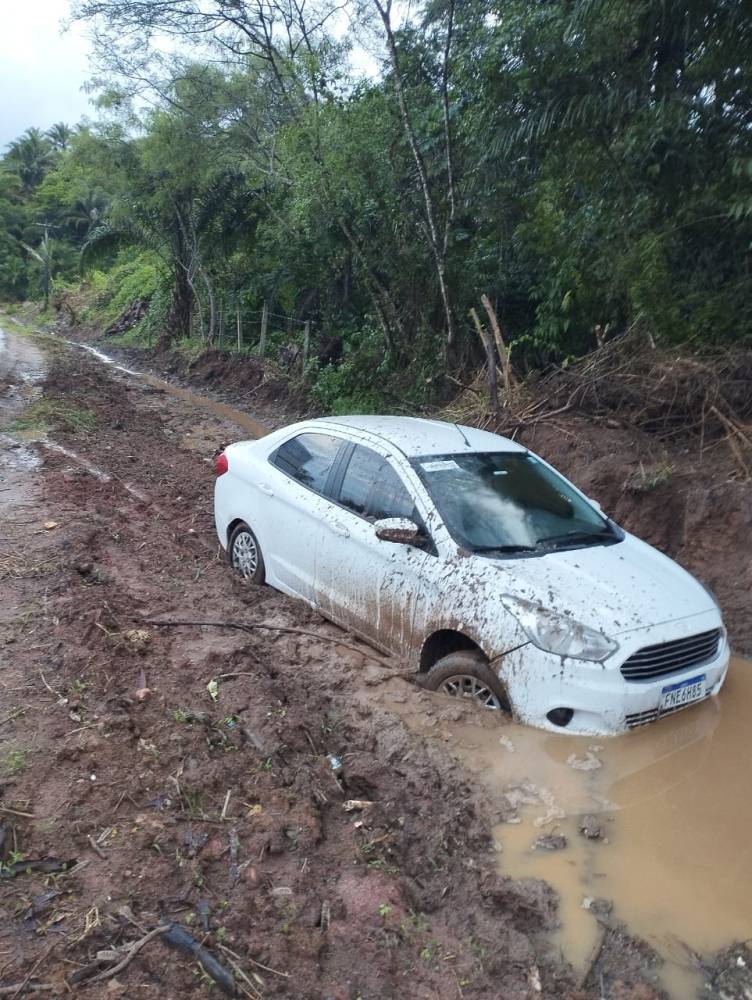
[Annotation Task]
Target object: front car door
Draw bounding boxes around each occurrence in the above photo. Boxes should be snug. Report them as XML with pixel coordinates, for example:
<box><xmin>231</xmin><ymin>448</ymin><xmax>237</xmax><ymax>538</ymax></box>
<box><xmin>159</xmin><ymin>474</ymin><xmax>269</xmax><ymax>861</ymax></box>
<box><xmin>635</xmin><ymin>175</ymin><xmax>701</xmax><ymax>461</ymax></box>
<box><xmin>313</xmin><ymin>442</ymin><xmax>434</xmax><ymax>654</ymax></box>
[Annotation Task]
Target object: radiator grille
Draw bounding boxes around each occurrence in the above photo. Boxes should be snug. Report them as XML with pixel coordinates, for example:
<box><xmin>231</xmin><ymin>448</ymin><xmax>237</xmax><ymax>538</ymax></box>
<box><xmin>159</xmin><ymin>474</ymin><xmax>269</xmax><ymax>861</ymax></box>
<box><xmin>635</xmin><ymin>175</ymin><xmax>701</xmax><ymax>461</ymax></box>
<box><xmin>620</xmin><ymin>628</ymin><xmax>721</xmax><ymax>682</ymax></box>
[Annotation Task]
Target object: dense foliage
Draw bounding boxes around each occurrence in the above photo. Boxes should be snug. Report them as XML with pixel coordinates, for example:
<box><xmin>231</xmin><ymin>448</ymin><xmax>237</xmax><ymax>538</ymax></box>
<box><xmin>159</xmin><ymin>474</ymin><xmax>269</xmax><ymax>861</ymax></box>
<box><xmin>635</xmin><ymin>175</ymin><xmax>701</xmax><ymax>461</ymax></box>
<box><xmin>2</xmin><ymin>0</ymin><xmax>750</xmax><ymax>405</ymax></box>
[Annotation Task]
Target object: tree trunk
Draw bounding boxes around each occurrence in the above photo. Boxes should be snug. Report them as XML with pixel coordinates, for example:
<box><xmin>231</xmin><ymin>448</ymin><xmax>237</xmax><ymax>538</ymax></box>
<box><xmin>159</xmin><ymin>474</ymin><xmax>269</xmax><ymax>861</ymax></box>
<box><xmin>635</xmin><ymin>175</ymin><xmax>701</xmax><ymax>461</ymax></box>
<box><xmin>373</xmin><ymin>0</ymin><xmax>457</xmax><ymax>350</ymax></box>
<box><xmin>161</xmin><ymin>262</ymin><xmax>193</xmax><ymax>350</ymax></box>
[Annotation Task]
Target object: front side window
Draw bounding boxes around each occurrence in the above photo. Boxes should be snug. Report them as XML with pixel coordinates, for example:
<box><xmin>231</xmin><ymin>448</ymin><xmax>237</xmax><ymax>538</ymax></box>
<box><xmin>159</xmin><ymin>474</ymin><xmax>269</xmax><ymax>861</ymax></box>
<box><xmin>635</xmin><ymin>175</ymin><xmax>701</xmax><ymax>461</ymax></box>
<box><xmin>339</xmin><ymin>445</ymin><xmax>415</xmax><ymax>522</ymax></box>
<box><xmin>272</xmin><ymin>432</ymin><xmax>342</xmax><ymax>493</ymax></box>
<box><xmin>412</xmin><ymin>452</ymin><xmax>620</xmax><ymax>556</ymax></box>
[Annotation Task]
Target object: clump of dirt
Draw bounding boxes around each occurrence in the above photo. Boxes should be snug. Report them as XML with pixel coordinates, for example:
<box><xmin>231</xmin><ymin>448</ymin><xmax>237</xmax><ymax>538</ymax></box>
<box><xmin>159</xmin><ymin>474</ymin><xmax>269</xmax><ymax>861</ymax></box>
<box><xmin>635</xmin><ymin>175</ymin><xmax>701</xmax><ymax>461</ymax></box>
<box><xmin>703</xmin><ymin>942</ymin><xmax>752</xmax><ymax>999</ymax></box>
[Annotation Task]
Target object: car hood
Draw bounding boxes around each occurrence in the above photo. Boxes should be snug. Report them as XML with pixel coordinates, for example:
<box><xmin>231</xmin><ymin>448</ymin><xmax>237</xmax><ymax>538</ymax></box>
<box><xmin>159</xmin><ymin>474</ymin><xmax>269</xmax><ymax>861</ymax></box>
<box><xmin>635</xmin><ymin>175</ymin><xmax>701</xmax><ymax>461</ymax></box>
<box><xmin>476</xmin><ymin>532</ymin><xmax>715</xmax><ymax>635</ymax></box>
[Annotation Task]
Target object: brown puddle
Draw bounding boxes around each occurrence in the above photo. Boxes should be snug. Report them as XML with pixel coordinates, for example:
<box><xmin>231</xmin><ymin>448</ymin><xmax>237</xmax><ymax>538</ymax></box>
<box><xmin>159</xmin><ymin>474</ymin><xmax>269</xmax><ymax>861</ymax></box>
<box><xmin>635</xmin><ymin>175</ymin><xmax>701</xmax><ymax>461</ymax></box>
<box><xmin>139</xmin><ymin>371</ymin><xmax>268</xmax><ymax>440</ymax></box>
<box><xmin>378</xmin><ymin>658</ymin><xmax>752</xmax><ymax>997</ymax></box>
<box><xmin>5</xmin><ymin>321</ymin><xmax>270</xmax><ymax>442</ymax></box>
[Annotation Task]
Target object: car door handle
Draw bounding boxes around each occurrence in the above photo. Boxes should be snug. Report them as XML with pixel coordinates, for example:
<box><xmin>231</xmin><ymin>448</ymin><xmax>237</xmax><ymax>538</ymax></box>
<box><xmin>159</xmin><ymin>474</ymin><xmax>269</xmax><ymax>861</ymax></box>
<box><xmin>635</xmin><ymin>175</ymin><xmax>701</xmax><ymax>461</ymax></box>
<box><xmin>331</xmin><ymin>521</ymin><xmax>350</xmax><ymax>537</ymax></box>
<box><xmin>258</xmin><ymin>484</ymin><xmax>274</xmax><ymax>496</ymax></box>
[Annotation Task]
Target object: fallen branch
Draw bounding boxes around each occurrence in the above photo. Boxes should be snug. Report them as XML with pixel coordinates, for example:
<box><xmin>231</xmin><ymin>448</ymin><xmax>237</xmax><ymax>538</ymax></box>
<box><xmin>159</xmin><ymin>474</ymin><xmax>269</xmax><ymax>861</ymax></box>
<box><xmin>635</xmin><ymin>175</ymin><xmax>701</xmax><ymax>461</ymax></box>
<box><xmin>140</xmin><ymin>618</ymin><xmax>399</xmax><ymax>670</ymax></box>
<box><xmin>75</xmin><ymin>924</ymin><xmax>170</xmax><ymax>986</ymax></box>
<box><xmin>86</xmin><ymin>835</ymin><xmax>108</xmax><ymax>860</ymax></box>
<box><xmin>0</xmin><ymin>858</ymin><xmax>77</xmax><ymax>880</ymax></box>
<box><xmin>0</xmin><ymin>706</ymin><xmax>26</xmax><ymax>728</ymax></box>
<box><xmin>0</xmin><ymin>983</ymin><xmax>56</xmax><ymax>996</ymax></box>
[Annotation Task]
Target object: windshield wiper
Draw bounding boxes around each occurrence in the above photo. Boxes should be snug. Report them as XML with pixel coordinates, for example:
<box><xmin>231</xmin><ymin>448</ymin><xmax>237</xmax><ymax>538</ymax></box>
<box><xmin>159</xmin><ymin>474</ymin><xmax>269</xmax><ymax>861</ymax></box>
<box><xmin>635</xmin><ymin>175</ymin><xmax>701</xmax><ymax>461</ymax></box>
<box><xmin>535</xmin><ymin>529</ymin><xmax>613</xmax><ymax>548</ymax></box>
<box><xmin>473</xmin><ymin>544</ymin><xmax>538</xmax><ymax>553</ymax></box>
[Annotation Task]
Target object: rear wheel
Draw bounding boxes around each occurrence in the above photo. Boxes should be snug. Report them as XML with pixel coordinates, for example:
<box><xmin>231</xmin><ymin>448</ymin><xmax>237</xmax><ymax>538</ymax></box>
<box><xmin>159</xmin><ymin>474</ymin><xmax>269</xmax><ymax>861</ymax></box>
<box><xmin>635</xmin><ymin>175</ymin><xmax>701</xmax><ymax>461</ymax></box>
<box><xmin>228</xmin><ymin>522</ymin><xmax>265</xmax><ymax>584</ymax></box>
<box><xmin>420</xmin><ymin>650</ymin><xmax>511</xmax><ymax>713</ymax></box>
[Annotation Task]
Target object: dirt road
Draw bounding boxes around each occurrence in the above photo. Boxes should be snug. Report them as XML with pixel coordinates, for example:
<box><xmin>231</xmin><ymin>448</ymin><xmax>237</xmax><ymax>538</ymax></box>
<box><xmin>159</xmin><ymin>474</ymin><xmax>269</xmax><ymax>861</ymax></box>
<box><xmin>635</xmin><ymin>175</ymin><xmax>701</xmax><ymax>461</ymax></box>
<box><xmin>0</xmin><ymin>323</ymin><xmax>577</xmax><ymax>999</ymax></box>
<box><xmin>1</xmin><ymin>320</ymin><xmax>750</xmax><ymax>999</ymax></box>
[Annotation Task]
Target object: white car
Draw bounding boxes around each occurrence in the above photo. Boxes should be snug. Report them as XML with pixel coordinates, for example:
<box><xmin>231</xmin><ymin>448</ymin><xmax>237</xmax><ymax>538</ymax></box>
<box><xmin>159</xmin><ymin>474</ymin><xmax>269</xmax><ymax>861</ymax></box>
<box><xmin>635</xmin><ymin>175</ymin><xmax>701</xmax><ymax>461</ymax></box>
<box><xmin>214</xmin><ymin>416</ymin><xmax>729</xmax><ymax>734</ymax></box>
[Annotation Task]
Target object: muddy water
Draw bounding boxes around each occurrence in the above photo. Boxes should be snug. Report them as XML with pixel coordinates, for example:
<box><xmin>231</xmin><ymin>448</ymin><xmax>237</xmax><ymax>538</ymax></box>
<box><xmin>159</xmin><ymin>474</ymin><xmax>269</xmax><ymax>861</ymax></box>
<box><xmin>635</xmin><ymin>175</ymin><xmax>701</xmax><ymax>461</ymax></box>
<box><xmin>2</xmin><ymin>318</ymin><xmax>269</xmax><ymax>441</ymax></box>
<box><xmin>390</xmin><ymin>659</ymin><xmax>752</xmax><ymax>996</ymax></box>
<box><xmin>62</xmin><ymin>335</ymin><xmax>270</xmax><ymax>439</ymax></box>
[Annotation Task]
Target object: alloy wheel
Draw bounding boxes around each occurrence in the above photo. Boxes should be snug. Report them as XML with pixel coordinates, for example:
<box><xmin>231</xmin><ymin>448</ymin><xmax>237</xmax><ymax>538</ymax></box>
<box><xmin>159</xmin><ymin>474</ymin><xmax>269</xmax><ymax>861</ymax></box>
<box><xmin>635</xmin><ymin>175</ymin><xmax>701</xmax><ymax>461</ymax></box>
<box><xmin>231</xmin><ymin>530</ymin><xmax>258</xmax><ymax>578</ymax></box>
<box><xmin>439</xmin><ymin>674</ymin><xmax>502</xmax><ymax>710</ymax></box>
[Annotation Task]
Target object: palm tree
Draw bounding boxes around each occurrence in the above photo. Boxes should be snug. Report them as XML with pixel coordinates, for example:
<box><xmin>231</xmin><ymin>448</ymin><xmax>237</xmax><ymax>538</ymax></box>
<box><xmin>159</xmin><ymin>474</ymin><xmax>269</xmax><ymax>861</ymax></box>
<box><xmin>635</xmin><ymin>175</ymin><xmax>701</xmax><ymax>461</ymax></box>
<box><xmin>5</xmin><ymin>128</ymin><xmax>56</xmax><ymax>191</ymax></box>
<box><xmin>47</xmin><ymin>122</ymin><xmax>74</xmax><ymax>151</ymax></box>
<box><xmin>65</xmin><ymin>188</ymin><xmax>109</xmax><ymax>238</ymax></box>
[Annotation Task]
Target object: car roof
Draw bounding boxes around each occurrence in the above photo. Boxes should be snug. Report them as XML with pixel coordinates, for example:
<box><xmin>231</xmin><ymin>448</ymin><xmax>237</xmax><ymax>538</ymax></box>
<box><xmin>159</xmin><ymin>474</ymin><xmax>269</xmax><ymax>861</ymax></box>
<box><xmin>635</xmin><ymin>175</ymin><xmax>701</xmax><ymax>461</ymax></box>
<box><xmin>308</xmin><ymin>415</ymin><xmax>527</xmax><ymax>458</ymax></box>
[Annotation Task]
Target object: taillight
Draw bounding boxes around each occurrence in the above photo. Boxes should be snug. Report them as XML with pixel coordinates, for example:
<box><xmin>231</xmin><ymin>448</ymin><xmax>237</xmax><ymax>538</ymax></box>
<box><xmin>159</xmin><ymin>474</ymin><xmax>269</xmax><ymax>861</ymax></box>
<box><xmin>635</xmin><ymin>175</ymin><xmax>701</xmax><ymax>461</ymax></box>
<box><xmin>215</xmin><ymin>452</ymin><xmax>228</xmax><ymax>476</ymax></box>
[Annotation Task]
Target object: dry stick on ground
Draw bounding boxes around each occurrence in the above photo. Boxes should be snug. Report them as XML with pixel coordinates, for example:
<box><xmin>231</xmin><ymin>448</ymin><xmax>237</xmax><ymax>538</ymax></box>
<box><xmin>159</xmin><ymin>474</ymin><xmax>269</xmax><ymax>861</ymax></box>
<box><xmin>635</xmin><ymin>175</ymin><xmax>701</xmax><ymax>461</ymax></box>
<box><xmin>0</xmin><ymin>706</ymin><xmax>26</xmax><ymax>728</ymax></box>
<box><xmin>0</xmin><ymin>985</ymin><xmax>55</xmax><ymax>996</ymax></box>
<box><xmin>76</xmin><ymin>924</ymin><xmax>171</xmax><ymax>987</ymax></box>
<box><xmin>140</xmin><ymin>619</ymin><xmax>400</xmax><ymax>671</ymax></box>
<box><xmin>3</xmin><ymin>943</ymin><xmax>57</xmax><ymax>998</ymax></box>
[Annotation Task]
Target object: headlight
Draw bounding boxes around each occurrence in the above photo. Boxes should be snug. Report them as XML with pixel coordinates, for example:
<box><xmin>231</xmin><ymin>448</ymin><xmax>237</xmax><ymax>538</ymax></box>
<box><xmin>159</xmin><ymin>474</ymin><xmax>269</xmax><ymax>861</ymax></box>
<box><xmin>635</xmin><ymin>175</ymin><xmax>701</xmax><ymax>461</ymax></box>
<box><xmin>501</xmin><ymin>595</ymin><xmax>618</xmax><ymax>662</ymax></box>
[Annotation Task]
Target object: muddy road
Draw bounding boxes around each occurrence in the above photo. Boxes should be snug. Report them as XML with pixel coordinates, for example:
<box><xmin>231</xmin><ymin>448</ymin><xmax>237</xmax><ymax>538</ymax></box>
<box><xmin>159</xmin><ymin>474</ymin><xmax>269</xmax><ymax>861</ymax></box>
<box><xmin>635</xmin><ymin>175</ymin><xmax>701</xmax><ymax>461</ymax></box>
<box><xmin>1</xmin><ymin>319</ymin><xmax>751</xmax><ymax>999</ymax></box>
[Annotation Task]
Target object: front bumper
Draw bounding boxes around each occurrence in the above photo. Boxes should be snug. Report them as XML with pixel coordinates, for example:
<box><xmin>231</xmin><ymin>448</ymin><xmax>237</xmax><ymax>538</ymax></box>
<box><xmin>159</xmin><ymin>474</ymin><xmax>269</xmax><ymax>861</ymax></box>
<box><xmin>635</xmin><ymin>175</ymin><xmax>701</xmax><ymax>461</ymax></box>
<box><xmin>500</xmin><ymin>610</ymin><xmax>730</xmax><ymax>735</ymax></box>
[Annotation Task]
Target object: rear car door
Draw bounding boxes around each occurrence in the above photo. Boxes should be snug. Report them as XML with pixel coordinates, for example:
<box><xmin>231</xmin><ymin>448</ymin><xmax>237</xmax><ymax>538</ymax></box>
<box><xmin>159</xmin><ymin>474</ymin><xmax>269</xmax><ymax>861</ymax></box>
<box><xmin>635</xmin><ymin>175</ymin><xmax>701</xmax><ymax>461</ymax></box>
<box><xmin>313</xmin><ymin>443</ymin><xmax>433</xmax><ymax>654</ymax></box>
<box><xmin>260</xmin><ymin>431</ymin><xmax>347</xmax><ymax>602</ymax></box>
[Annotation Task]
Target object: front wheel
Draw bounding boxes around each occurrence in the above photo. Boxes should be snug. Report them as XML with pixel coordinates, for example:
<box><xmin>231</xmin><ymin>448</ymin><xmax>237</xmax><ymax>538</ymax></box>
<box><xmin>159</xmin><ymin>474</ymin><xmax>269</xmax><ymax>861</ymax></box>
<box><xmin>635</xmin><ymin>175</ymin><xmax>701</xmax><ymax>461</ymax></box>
<box><xmin>228</xmin><ymin>522</ymin><xmax>265</xmax><ymax>584</ymax></box>
<box><xmin>420</xmin><ymin>651</ymin><xmax>511</xmax><ymax>713</ymax></box>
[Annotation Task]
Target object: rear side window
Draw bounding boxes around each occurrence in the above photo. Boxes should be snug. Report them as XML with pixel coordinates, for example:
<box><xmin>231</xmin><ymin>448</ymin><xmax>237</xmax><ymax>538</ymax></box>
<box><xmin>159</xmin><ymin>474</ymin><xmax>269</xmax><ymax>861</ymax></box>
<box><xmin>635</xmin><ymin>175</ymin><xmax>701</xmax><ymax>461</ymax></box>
<box><xmin>339</xmin><ymin>445</ymin><xmax>415</xmax><ymax>521</ymax></box>
<box><xmin>272</xmin><ymin>432</ymin><xmax>342</xmax><ymax>493</ymax></box>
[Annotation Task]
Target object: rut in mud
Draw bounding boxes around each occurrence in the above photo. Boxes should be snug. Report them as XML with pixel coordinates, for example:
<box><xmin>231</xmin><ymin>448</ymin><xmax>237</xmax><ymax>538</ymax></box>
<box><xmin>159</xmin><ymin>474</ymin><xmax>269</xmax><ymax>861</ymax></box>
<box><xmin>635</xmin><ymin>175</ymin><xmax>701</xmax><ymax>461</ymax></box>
<box><xmin>1</xmin><ymin>319</ymin><xmax>751</xmax><ymax>1000</ymax></box>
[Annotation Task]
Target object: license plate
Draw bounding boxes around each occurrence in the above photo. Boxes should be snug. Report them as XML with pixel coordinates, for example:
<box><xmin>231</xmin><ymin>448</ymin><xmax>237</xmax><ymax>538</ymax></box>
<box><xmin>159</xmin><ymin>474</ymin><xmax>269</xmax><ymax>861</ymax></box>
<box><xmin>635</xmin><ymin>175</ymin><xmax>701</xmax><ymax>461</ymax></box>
<box><xmin>660</xmin><ymin>674</ymin><xmax>706</xmax><ymax>713</ymax></box>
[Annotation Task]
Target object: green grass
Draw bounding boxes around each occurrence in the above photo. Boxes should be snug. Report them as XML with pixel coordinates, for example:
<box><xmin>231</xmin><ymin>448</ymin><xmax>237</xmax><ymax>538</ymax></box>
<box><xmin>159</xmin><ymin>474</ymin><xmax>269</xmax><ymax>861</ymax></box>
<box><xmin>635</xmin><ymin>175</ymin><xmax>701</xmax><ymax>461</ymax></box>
<box><xmin>10</xmin><ymin>399</ymin><xmax>97</xmax><ymax>434</ymax></box>
<box><xmin>3</xmin><ymin>749</ymin><xmax>29</xmax><ymax>776</ymax></box>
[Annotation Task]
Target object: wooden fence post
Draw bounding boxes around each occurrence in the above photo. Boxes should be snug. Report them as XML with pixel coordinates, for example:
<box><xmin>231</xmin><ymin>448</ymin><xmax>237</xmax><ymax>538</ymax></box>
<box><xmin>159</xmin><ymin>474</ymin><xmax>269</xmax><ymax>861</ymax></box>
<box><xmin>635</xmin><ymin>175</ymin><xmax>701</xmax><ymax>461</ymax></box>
<box><xmin>236</xmin><ymin>304</ymin><xmax>242</xmax><ymax>352</ymax></box>
<box><xmin>302</xmin><ymin>320</ymin><xmax>311</xmax><ymax>372</ymax></box>
<box><xmin>259</xmin><ymin>301</ymin><xmax>268</xmax><ymax>357</ymax></box>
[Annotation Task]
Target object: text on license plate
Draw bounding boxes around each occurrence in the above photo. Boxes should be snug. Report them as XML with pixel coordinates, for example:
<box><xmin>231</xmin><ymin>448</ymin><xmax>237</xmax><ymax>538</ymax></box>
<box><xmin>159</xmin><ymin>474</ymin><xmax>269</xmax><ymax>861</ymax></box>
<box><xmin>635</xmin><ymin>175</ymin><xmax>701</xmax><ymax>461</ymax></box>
<box><xmin>660</xmin><ymin>674</ymin><xmax>706</xmax><ymax>712</ymax></box>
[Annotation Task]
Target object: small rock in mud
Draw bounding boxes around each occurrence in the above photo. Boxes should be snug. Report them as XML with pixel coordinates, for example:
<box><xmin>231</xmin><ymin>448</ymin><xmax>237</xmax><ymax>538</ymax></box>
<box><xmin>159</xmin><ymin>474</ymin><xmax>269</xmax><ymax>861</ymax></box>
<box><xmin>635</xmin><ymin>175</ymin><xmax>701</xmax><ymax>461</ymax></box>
<box><xmin>498</xmin><ymin>734</ymin><xmax>516</xmax><ymax>752</ymax></box>
<box><xmin>578</xmin><ymin>815</ymin><xmax>605</xmax><ymax>839</ymax></box>
<box><xmin>566</xmin><ymin>751</ymin><xmax>602</xmax><ymax>771</ymax></box>
<box><xmin>582</xmin><ymin>896</ymin><xmax>613</xmax><ymax>917</ymax></box>
<box><xmin>532</xmin><ymin>834</ymin><xmax>567</xmax><ymax>852</ymax></box>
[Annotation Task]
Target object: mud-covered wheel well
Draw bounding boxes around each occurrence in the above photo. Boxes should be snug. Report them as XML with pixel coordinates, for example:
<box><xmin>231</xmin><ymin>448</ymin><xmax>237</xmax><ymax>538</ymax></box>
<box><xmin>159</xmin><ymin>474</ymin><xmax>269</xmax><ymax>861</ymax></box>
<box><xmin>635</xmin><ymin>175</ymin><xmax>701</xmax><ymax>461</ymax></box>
<box><xmin>226</xmin><ymin>517</ymin><xmax>246</xmax><ymax>545</ymax></box>
<box><xmin>419</xmin><ymin>630</ymin><xmax>485</xmax><ymax>672</ymax></box>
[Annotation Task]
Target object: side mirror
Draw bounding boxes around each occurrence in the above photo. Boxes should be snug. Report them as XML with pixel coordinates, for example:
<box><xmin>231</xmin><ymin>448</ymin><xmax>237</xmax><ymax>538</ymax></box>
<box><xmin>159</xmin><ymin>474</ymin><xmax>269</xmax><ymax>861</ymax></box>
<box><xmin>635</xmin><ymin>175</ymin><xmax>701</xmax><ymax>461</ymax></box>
<box><xmin>590</xmin><ymin>498</ymin><xmax>604</xmax><ymax>513</ymax></box>
<box><xmin>374</xmin><ymin>517</ymin><xmax>421</xmax><ymax>546</ymax></box>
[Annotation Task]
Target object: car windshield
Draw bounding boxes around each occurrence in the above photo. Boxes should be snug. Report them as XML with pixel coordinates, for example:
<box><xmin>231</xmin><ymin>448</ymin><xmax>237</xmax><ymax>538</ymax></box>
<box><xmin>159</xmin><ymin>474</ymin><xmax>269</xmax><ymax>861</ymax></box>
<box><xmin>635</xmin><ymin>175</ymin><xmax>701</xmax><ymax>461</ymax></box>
<box><xmin>411</xmin><ymin>452</ymin><xmax>619</xmax><ymax>555</ymax></box>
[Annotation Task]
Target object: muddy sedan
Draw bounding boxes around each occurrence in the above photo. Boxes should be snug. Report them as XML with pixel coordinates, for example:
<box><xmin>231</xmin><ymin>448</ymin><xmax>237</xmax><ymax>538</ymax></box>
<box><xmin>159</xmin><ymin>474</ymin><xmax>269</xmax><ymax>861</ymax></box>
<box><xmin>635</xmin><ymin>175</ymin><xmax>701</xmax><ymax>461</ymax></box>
<box><xmin>214</xmin><ymin>416</ymin><xmax>729</xmax><ymax>734</ymax></box>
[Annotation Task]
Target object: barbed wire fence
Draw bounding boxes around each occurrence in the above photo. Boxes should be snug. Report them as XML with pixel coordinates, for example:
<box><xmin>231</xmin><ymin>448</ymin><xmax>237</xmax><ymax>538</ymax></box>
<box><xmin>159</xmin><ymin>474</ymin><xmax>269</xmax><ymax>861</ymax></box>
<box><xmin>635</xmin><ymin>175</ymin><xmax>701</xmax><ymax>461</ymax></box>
<box><xmin>210</xmin><ymin>296</ymin><xmax>317</xmax><ymax>374</ymax></box>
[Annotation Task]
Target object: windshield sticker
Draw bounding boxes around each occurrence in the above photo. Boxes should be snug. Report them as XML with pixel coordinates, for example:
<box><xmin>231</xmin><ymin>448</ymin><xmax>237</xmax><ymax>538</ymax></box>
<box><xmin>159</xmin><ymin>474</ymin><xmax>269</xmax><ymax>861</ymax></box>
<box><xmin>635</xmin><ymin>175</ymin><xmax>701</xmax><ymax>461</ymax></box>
<box><xmin>421</xmin><ymin>459</ymin><xmax>460</xmax><ymax>472</ymax></box>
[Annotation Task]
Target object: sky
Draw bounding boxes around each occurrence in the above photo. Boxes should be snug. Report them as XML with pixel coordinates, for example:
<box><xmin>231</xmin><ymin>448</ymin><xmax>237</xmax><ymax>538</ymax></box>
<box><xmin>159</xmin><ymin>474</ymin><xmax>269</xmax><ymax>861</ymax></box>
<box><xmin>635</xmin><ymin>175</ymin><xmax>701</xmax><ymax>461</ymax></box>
<box><xmin>0</xmin><ymin>0</ymin><xmax>93</xmax><ymax>150</ymax></box>
<box><xmin>0</xmin><ymin>0</ymin><xmax>403</xmax><ymax>152</ymax></box>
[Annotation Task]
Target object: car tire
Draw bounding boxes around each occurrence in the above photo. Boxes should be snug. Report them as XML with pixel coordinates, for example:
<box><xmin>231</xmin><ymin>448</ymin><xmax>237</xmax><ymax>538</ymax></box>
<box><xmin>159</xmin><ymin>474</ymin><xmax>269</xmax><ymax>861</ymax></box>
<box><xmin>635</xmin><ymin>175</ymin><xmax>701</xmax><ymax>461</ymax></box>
<box><xmin>420</xmin><ymin>651</ymin><xmax>511</xmax><ymax>713</ymax></box>
<box><xmin>228</xmin><ymin>522</ymin><xmax>265</xmax><ymax>584</ymax></box>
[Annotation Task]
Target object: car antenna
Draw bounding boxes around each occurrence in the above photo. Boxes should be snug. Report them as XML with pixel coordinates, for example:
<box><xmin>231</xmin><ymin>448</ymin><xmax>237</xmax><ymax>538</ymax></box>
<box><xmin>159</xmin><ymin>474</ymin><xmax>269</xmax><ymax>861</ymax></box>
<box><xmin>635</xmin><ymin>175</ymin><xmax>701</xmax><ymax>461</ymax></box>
<box><xmin>454</xmin><ymin>423</ymin><xmax>472</xmax><ymax>448</ymax></box>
